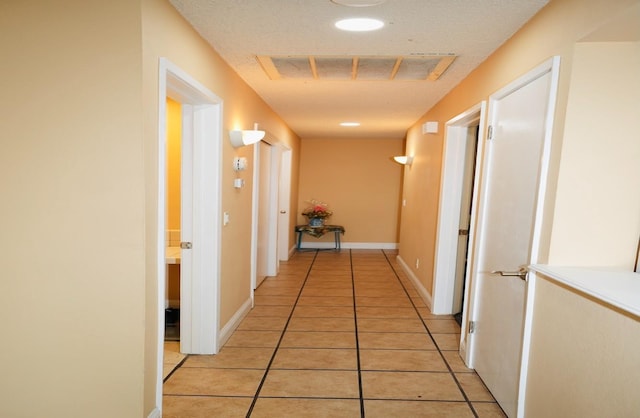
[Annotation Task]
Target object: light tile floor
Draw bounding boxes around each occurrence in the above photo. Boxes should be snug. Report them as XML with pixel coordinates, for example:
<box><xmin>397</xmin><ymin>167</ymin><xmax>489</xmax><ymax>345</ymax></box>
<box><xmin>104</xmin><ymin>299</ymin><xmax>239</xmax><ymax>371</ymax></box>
<box><xmin>163</xmin><ymin>249</ymin><xmax>506</xmax><ymax>417</ymax></box>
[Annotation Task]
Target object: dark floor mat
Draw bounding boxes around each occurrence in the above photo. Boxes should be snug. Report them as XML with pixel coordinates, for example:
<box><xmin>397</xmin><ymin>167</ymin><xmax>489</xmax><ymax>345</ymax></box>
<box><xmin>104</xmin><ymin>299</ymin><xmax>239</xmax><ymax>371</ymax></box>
<box><xmin>165</xmin><ymin>308</ymin><xmax>180</xmax><ymax>341</ymax></box>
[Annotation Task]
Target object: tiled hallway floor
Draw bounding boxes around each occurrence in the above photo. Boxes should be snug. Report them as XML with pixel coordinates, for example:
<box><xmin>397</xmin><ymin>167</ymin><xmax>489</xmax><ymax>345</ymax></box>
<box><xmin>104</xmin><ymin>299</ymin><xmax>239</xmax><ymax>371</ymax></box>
<box><xmin>163</xmin><ymin>249</ymin><xmax>506</xmax><ymax>417</ymax></box>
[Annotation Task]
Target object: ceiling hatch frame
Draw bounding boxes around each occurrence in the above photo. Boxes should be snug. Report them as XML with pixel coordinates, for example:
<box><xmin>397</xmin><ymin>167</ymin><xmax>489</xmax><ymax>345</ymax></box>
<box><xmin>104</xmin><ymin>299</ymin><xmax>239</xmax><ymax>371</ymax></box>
<box><xmin>257</xmin><ymin>54</ymin><xmax>456</xmax><ymax>81</ymax></box>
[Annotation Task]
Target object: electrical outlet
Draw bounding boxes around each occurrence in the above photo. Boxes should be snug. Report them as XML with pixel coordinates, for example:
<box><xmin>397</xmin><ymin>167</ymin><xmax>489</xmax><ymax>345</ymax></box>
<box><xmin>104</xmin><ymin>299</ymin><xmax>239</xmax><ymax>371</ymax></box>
<box><xmin>415</xmin><ymin>258</ymin><xmax>420</xmax><ymax>269</ymax></box>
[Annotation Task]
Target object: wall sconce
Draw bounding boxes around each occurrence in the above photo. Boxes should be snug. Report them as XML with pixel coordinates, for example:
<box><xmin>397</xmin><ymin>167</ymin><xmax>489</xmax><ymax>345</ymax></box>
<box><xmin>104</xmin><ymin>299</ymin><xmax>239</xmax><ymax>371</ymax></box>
<box><xmin>229</xmin><ymin>123</ymin><xmax>265</xmax><ymax>148</ymax></box>
<box><xmin>393</xmin><ymin>155</ymin><xmax>414</xmax><ymax>166</ymax></box>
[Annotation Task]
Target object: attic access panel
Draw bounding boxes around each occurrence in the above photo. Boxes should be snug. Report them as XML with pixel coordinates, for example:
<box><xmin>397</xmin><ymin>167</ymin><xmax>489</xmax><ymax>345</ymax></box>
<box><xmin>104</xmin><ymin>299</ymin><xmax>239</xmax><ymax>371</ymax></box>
<box><xmin>257</xmin><ymin>54</ymin><xmax>456</xmax><ymax>81</ymax></box>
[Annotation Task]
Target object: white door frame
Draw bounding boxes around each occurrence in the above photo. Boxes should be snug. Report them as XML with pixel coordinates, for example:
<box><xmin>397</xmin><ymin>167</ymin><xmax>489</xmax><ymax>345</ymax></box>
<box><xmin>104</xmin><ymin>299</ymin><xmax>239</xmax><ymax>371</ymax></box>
<box><xmin>266</xmin><ymin>143</ymin><xmax>281</xmax><ymax>275</ymax></box>
<box><xmin>466</xmin><ymin>57</ymin><xmax>560</xmax><ymax>417</ymax></box>
<box><xmin>251</xmin><ymin>138</ymin><xmax>288</xmax><ymax>292</ymax></box>
<box><xmin>156</xmin><ymin>58</ymin><xmax>223</xmax><ymax>410</ymax></box>
<box><xmin>277</xmin><ymin>147</ymin><xmax>292</xmax><ymax>261</ymax></box>
<box><xmin>432</xmin><ymin>102</ymin><xmax>486</xmax><ymax>318</ymax></box>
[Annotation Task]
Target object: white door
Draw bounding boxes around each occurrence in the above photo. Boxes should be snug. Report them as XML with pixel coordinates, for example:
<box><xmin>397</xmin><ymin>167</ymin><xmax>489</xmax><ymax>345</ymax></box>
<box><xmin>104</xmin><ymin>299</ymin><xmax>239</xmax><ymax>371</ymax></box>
<box><xmin>255</xmin><ymin>141</ymin><xmax>271</xmax><ymax>288</ymax></box>
<box><xmin>277</xmin><ymin>149</ymin><xmax>292</xmax><ymax>262</ymax></box>
<box><xmin>469</xmin><ymin>58</ymin><xmax>559</xmax><ymax>418</ymax></box>
<box><xmin>157</xmin><ymin>59</ymin><xmax>223</xmax><ymax>412</ymax></box>
<box><xmin>452</xmin><ymin>127</ymin><xmax>478</xmax><ymax>314</ymax></box>
<box><xmin>432</xmin><ymin>104</ymin><xmax>485</xmax><ymax>317</ymax></box>
<box><xmin>179</xmin><ymin>104</ymin><xmax>193</xmax><ymax>344</ymax></box>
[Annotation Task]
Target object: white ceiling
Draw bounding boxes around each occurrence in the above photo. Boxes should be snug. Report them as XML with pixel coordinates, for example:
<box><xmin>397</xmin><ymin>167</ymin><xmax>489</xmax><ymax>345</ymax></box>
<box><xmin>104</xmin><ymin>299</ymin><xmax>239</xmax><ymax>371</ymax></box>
<box><xmin>169</xmin><ymin>0</ymin><xmax>549</xmax><ymax>139</ymax></box>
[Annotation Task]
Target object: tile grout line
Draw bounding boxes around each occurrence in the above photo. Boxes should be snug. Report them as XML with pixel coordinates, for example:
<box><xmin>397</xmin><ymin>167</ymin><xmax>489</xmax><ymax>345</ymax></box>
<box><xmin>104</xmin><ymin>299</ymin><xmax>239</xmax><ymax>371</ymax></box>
<box><xmin>162</xmin><ymin>354</ymin><xmax>190</xmax><ymax>383</ymax></box>
<box><xmin>245</xmin><ymin>251</ymin><xmax>319</xmax><ymax>417</ymax></box>
<box><xmin>380</xmin><ymin>249</ymin><xmax>481</xmax><ymax>418</ymax></box>
<box><xmin>348</xmin><ymin>249</ymin><xmax>366</xmax><ymax>418</ymax></box>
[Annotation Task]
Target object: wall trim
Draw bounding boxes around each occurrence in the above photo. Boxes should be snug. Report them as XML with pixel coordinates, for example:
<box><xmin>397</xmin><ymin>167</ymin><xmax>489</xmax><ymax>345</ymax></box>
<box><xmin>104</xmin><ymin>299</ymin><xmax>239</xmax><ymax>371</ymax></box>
<box><xmin>288</xmin><ymin>245</ymin><xmax>297</xmax><ymax>259</ymax></box>
<box><xmin>218</xmin><ymin>297</ymin><xmax>253</xmax><ymax>348</ymax></box>
<box><xmin>396</xmin><ymin>255</ymin><xmax>432</xmax><ymax>310</ymax></box>
<box><xmin>298</xmin><ymin>242</ymin><xmax>398</xmax><ymax>250</ymax></box>
<box><xmin>147</xmin><ymin>408</ymin><xmax>161</xmax><ymax>418</ymax></box>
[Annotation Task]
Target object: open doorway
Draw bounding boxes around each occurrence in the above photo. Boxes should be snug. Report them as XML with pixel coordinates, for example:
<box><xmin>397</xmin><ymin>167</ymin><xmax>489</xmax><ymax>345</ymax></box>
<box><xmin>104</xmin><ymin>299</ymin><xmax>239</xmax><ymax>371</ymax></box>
<box><xmin>251</xmin><ymin>138</ymin><xmax>292</xmax><ymax>293</ymax></box>
<box><xmin>432</xmin><ymin>103</ymin><xmax>486</xmax><ymax>363</ymax></box>
<box><xmin>156</xmin><ymin>58</ymin><xmax>223</xmax><ymax>411</ymax></box>
<box><xmin>432</xmin><ymin>104</ymin><xmax>486</xmax><ymax>315</ymax></box>
<box><xmin>164</xmin><ymin>97</ymin><xmax>181</xmax><ymax>342</ymax></box>
<box><xmin>452</xmin><ymin>125</ymin><xmax>479</xmax><ymax>325</ymax></box>
<box><xmin>254</xmin><ymin>140</ymin><xmax>274</xmax><ymax>289</ymax></box>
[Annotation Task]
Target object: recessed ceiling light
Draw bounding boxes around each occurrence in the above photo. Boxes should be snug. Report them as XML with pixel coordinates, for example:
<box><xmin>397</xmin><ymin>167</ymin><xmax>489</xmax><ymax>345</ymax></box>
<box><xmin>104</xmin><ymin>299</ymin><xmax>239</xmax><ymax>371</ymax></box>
<box><xmin>340</xmin><ymin>122</ymin><xmax>361</xmax><ymax>127</ymax></box>
<box><xmin>335</xmin><ymin>17</ymin><xmax>384</xmax><ymax>32</ymax></box>
<box><xmin>331</xmin><ymin>0</ymin><xmax>386</xmax><ymax>6</ymax></box>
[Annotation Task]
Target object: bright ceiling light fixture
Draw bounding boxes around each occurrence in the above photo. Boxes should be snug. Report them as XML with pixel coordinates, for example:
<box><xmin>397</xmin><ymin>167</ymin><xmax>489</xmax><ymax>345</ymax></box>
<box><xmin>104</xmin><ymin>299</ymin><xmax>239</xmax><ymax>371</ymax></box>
<box><xmin>340</xmin><ymin>122</ymin><xmax>361</xmax><ymax>127</ymax></box>
<box><xmin>335</xmin><ymin>17</ymin><xmax>384</xmax><ymax>32</ymax></box>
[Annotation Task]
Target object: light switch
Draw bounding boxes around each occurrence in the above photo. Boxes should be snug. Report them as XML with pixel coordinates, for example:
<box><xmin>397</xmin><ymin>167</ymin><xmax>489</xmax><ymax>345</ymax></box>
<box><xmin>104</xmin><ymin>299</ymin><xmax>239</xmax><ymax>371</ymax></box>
<box><xmin>223</xmin><ymin>212</ymin><xmax>230</xmax><ymax>226</ymax></box>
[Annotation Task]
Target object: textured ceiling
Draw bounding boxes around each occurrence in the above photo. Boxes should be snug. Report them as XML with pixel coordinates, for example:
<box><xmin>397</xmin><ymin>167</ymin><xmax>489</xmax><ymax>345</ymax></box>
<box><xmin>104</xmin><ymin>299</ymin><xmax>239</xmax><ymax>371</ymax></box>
<box><xmin>169</xmin><ymin>0</ymin><xmax>549</xmax><ymax>139</ymax></box>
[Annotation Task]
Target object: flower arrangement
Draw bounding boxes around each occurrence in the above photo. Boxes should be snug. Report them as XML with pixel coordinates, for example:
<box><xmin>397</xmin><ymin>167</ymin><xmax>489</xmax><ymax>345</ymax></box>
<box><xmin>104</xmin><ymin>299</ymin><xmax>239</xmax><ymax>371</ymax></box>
<box><xmin>302</xmin><ymin>199</ymin><xmax>333</xmax><ymax>219</ymax></box>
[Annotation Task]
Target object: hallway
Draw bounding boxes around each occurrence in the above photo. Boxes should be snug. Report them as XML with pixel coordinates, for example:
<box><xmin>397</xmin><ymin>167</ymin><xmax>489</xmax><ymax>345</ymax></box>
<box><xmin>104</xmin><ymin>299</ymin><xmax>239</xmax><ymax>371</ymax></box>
<box><xmin>162</xmin><ymin>250</ymin><xmax>505</xmax><ymax>417</ymax></box>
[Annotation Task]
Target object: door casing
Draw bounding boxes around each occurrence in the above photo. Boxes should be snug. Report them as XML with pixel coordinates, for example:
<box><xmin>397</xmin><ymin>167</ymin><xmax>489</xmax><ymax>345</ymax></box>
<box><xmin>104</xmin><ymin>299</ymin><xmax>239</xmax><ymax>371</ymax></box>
<box><xmin>156</xmin><ymin>58</ymin><xmax>223</xmax><ymax>411</ymax></box>
<box><xmin>432</xmin><ymin>103</ymin><xmax>486</xmax><ymax>317</ymax></box>
<box><xmin>251</xmin><ymin>138</ymin><xmax>291</xmax><ymax>293</ymax></box>
<box><xmin>466</xmin><ymin>56</ymin><xmax>560</xmax><ymax>417</ymax></box>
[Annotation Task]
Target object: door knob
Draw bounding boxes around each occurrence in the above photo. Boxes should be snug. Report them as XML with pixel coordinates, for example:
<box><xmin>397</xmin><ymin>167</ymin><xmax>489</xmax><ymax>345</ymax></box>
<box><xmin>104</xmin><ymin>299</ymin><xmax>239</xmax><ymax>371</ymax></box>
<box><xmin>280</xmin><ymin>210</ymin><xmax>287</xmax><ymax>214</ymax></box>
<box><xmin>491</xmin><ymin>266</ymin><xmax>528</xmax><ymax>281</ymax></box>
<box><xmin>180</xmin><ymin>242</ymin><xmax>192</xmax><ymax>249</ymax></box>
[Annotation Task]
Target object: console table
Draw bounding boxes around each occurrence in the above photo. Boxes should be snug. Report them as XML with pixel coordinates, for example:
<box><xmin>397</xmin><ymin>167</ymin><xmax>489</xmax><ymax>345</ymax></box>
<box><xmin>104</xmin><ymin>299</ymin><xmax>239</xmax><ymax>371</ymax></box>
<box><xmin>295</xmin><ymin>224</ymin><xmax>345</xmax><ymax>251</ymax></box>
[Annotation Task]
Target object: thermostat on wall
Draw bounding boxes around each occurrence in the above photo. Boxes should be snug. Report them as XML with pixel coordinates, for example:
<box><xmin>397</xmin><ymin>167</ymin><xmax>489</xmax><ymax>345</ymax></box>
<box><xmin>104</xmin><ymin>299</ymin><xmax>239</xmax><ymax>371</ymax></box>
<box><xmin>233</xmin><ymin>157</ymin><xmax>247</xmax><ymax>171</ymax></box>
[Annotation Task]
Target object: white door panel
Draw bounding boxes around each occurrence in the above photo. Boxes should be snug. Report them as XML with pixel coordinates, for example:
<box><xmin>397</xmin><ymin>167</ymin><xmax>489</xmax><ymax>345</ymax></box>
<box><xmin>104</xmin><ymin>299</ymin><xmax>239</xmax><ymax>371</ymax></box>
<box><xmin>470</xmin><ymin>58</ymin><xmax>559</xmax><ymax>418</ymax></box>
<box><xmin>277</xmin><ymin>149</ymin><xmax>292</xmax><ymax>262</ymax></box>
<box><xmin>256</xmin><ymin>141</ymin><xmax>271</xmax><ymax>288</ymax></box>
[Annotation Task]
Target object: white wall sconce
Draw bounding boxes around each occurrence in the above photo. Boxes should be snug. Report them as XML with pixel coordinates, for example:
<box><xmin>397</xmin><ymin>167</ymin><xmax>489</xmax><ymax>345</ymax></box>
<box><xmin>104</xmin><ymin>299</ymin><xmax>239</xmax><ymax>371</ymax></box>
<box><xmin>229</xmin><ymin>123</ymin><xmax>265</xmax><ymax>148</ymax></box>
<box><xmin>393</xmin><ymin>155</ymin><xmax>414</xmax><ymax>166</ymax></box>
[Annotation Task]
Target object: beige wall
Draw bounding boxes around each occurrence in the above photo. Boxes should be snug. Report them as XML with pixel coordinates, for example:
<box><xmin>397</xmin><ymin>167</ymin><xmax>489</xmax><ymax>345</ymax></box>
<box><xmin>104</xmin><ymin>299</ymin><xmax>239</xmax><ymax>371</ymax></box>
<box><xmin>548</xmin><ymin>41</ymin><xmax>640</xmax><ymax>267</ymax></box>
<box><xmin>398</xmin><ymin>0</ymin><xmax>640</xmax><ymax>301</ymax></box>
<box><xmin>525</xmin><ymin>276</ymin><xmax>640</xmax><ymax>417</ymax></box>
<box><xmin>397</xmin><ymin>0</ymin><xmax>640</xmax><ymax>414</ymax></box>
<box><xmin>298</xmin><ymin>138</ymin><xmax>403</xmax><ymax>245</ymax></box>
<box><xmin>0</xmin><ymin>1</ymin><xmax>146</xmax><ymax>416</ymax></box>
<box><xmin>166</xmin><ymin>98</ymin><xmax>181</xmax><ymax>231</ymax></box>
<box><xmin>141</xmin><ymin>0</ymin><xmax>301</xmax><ymax>414</ymax></box>
<box><xmin>1</xmin><ymin>0</ymin><xmax>301</xmax><ymax>416</ymax></box>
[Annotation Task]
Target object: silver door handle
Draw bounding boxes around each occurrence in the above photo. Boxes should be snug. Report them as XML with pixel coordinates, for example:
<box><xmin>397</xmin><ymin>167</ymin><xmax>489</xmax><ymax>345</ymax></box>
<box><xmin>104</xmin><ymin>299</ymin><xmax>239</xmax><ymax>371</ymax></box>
<box><xmin>280</xmin><ymin>210</ymin><xmax>286</xmax><ymax>214</ymax></box>
<box><xmin>491</xmin><ymin>266</ymin><xmax>528</xmax><ymax>281</ymax></box>
<box><xmin>180</xmin><ymin>242</ymin><xmax>192</xmax><ymax>249</ymax></box>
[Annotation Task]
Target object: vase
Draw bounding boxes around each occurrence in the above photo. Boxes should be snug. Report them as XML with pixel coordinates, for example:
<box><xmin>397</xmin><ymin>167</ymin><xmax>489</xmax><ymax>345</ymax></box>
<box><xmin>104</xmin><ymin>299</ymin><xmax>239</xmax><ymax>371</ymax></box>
<box><xmin>308</xmin><ymin>217</ymin><xmax>324</xmax><ymax>227</ymax></box>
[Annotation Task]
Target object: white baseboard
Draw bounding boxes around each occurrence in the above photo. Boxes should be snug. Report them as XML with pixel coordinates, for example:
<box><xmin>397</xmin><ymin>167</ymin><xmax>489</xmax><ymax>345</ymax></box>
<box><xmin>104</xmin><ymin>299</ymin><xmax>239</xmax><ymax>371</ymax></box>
<box><xmin>396</xmin><ymin>255</ymin><xmax>433</xmax><ymax>310</ymax></box>
<box><xmin>218</xmin><ymin>297</ymin><xmax>252</xmax><ymax>348</ymax></box>
<box><xmin>288</xmin><ymin>245</ymin><xmax>297</xmax><ymax>259</ymax></box>
<box><xmin>148</xmin><ymin>407</ymin><xmax>161</xmax><ymax>418</ymax></box>
<box><xmin>298</xmin><ymin>242</ymin><xmax>398</xmax><ymax>250</ymax></box>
